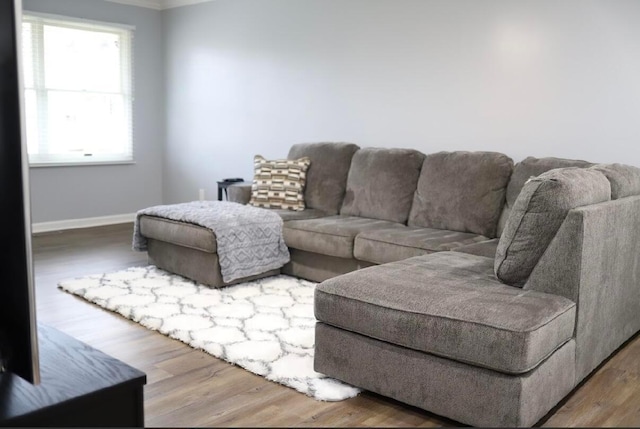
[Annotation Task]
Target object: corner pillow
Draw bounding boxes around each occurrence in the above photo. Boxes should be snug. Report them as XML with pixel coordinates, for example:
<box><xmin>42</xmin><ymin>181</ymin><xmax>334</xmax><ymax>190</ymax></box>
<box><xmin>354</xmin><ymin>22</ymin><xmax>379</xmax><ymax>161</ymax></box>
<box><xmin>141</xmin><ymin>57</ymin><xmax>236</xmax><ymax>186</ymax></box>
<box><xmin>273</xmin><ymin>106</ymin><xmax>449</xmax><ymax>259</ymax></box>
<box><xmin>495</xmin><ymin>168</ymin><xmax>611</xmax><ymax>287</ymax></box>
<box><xmin>497</xmin><ymin>156</ymin><xmax>593</xmax><ymax>236</ymax></box>
<box><xmin>590</xmin><ymin>163</ymin><xmax>640</xmax><ymax>200</ymax></box>
<box><xmin>249</xmin><ymin>155</ymin><xmax>311</xmax><ymax>212</ymax></box>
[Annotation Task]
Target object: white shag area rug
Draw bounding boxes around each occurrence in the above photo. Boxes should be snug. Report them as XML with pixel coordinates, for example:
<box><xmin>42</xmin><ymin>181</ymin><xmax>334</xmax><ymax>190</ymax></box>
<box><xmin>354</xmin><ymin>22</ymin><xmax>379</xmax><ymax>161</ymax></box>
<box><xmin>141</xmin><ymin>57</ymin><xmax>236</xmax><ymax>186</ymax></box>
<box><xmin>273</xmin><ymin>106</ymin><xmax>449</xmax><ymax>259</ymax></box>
<box><xmin>58</xmin><ymin>266</ymin><xmax>360</xmax><ymax>401</ymax></box>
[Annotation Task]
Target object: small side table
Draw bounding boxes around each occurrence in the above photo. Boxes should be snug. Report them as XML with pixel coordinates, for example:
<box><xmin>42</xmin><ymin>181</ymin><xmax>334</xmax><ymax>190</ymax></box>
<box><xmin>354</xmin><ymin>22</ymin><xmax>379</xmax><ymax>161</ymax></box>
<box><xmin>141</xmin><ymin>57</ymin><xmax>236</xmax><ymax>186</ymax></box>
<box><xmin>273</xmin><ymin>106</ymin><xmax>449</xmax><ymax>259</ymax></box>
<box><xmin>217</xmin><ymin>179</ymin><xmax>247</xmax><ymax>201</ymax></box>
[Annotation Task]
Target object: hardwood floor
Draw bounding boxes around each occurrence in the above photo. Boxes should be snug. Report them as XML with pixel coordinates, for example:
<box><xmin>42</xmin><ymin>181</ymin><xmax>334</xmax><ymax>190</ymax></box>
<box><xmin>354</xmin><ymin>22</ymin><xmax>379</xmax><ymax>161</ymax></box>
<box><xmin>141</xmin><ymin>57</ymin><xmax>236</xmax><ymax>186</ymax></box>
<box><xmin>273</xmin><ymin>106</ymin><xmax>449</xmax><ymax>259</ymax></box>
<box><xmin>32</xmin><ymin>223</ymin><xmax>640</xmax><ymax>427</ymax></box>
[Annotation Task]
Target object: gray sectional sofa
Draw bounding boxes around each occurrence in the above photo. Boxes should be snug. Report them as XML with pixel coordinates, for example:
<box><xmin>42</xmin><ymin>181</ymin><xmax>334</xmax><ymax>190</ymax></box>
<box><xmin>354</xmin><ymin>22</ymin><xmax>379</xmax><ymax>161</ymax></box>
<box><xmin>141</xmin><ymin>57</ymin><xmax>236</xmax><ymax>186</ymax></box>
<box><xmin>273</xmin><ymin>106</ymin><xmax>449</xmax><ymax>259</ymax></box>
<box><xmin>141</xmin><ymin>142</ymin><xmax>640</xmax><ymax>427</ymax></box>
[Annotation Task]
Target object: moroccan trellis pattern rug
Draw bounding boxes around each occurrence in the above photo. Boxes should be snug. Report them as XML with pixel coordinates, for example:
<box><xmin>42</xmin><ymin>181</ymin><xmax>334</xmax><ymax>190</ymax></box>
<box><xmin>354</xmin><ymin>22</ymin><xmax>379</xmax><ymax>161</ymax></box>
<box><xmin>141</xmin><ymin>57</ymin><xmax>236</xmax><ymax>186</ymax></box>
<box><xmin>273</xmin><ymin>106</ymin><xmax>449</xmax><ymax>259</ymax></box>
<box><xmin>59</xmin><ymin>266</ymin><xmax>360</xmax><ymax>401</ymax></box>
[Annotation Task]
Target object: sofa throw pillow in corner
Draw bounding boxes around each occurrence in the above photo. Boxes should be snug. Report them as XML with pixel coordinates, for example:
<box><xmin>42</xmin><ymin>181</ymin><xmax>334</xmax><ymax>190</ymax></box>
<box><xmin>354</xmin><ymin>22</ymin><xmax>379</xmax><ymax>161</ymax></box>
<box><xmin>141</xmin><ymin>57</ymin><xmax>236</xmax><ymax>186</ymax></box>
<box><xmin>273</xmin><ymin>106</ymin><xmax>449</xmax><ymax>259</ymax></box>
<box><xmin>249</xmin><ymin>155</ymin><xmax>311</xmax><ymax>211</ymax></box>
<box><xmin>496</xmin><ymin>156</ymin><xmax>593</xmax><ymax>237</ymax></box>
<box><xmin>495</xmin><ymin>167</ymin><xmax>611</xmax><ymax>287</ymax></box>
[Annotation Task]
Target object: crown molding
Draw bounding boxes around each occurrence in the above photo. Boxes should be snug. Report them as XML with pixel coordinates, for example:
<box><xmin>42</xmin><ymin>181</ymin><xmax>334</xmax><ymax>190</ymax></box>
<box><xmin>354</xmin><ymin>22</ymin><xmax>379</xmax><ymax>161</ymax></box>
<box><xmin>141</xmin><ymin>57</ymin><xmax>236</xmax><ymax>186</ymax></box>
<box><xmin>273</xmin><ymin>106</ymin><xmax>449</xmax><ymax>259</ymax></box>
<box><xmin>161</xmin><ymin>0</ymin><xmax>213</xmax><ymax>9</ymax></box>
<box><xmin>104</xmin><ymin>0</ymin><xmax>212</xmax><ymax>10</ymax></box>
<box><xmin>104</xmin><ymin>0</ymin><xmax>163</xmax><ymax>10</ymax></box>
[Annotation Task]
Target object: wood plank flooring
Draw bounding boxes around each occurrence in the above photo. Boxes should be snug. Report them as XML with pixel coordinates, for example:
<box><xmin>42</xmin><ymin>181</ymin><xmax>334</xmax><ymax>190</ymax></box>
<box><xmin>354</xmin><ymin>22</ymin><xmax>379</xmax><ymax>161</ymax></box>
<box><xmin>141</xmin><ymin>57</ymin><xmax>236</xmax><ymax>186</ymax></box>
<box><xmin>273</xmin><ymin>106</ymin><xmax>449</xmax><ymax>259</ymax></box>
<box><xmin>31</xmin><ymin>223</ymin><xmax>640</xmax><ymax>427</ymax></box>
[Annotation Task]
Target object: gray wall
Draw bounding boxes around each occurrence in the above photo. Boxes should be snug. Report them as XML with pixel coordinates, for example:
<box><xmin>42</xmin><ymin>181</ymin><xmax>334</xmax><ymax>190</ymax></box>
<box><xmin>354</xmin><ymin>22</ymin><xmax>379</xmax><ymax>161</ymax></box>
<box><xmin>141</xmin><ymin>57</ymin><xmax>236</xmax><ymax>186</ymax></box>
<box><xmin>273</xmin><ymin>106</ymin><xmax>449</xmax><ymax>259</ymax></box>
<box><xmin>163</xmin><ymin>0</ymin><xmax>640</xmax><ymax>204</ymax></box>
<box><xmin>24</xmin><ymin>0</ymin><xmax>164</xmax><ymax>223</ymax></box>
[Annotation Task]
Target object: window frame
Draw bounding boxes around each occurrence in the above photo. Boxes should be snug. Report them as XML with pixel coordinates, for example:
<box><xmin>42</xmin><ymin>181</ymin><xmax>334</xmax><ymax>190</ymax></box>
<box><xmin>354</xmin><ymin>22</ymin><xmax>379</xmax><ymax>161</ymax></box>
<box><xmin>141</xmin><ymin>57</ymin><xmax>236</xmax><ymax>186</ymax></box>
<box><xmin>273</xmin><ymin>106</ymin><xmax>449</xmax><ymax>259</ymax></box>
<box><xmin>22</xmin><ymin>12</ymin><xmax>135</xmax><ymax>168</ymax></box>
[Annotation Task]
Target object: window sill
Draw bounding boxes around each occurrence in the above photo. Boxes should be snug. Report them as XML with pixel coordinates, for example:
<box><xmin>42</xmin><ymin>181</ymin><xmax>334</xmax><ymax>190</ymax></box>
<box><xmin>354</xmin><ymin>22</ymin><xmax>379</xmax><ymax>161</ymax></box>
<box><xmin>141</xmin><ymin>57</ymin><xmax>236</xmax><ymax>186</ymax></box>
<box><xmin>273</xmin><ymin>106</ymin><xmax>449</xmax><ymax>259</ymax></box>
<box><xmin>29</xmin><ymin>160</ymin><xmax>136</xmax><ymax>168</ymax></box>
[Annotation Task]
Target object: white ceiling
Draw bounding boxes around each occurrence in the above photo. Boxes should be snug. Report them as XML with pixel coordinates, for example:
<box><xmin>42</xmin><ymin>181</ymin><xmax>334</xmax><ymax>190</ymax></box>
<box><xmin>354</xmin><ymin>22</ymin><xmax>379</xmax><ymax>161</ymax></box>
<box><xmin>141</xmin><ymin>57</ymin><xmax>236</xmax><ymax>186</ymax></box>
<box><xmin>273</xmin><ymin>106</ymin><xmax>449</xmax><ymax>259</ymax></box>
<box><xmin>104</xmin><ymin>0</ymin><xmax>212</xmax><ymax>10</ymax></box>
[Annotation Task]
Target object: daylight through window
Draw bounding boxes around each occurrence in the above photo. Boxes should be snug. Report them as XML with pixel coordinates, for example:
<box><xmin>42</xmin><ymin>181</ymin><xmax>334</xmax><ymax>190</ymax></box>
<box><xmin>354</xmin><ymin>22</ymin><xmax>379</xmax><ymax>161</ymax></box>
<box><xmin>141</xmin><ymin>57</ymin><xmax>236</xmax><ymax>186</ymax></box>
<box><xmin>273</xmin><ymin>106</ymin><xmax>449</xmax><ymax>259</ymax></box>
<box><xmin>22</xmin><ymin>14</ymin><xmax>134</xmax><ymax>166</ymax></box>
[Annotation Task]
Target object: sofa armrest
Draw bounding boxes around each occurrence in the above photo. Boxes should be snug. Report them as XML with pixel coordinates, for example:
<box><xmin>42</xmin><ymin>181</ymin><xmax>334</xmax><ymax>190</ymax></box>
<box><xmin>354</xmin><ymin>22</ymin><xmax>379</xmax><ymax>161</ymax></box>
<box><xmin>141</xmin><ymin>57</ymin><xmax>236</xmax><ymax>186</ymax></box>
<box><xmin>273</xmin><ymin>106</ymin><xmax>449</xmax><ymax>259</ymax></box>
<box><xmin>228</xmin><ymin>183</ymin><xmax>252</xmax><ymax>204</ymax></box>
<box><xmin>525</xmin><ymin>196</ymin><xmax>640</xmax><ymax>382</ymax></box>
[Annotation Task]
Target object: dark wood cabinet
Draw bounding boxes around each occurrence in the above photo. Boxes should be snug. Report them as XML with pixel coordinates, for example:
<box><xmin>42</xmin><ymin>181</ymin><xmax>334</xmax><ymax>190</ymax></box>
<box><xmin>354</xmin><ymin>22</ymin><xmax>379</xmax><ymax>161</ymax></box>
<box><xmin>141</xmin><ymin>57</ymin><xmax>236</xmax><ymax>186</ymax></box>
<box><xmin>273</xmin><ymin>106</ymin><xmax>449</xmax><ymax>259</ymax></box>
<box><xmin>0</xmin><ymin>324</ymin><xmax>146</xmax><ymax>427</ymax></box>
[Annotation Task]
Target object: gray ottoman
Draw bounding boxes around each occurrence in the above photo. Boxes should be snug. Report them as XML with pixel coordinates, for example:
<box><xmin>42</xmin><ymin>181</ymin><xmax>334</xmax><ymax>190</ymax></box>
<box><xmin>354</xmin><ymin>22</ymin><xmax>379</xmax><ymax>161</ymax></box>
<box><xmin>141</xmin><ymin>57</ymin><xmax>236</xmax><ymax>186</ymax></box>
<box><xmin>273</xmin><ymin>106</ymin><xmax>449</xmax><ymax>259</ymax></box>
<box><xmin>138</xmin><ymin>215</ymin><xmax>280</xmax><ymax>288</ymax></box>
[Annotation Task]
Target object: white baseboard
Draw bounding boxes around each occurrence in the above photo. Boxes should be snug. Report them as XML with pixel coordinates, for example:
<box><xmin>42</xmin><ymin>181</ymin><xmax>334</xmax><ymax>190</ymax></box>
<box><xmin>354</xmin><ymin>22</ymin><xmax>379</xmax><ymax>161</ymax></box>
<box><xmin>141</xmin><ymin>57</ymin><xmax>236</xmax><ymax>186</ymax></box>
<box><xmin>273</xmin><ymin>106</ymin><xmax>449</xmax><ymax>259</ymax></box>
<box><xmin>32</xmin><ymin>213</ymin><xmax>137</xmax><ymax>234</ymax></box>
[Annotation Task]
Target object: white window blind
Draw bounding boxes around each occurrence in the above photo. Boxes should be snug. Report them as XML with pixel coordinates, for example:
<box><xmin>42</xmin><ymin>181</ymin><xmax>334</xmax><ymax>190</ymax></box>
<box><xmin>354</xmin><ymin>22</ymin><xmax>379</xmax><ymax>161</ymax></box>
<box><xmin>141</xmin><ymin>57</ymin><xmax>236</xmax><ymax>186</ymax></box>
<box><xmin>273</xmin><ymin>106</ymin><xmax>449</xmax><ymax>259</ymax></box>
<box><xmin>22</xmin><ymin>13</ymin><xmax>134</xmax><ymax>166</ymax></box>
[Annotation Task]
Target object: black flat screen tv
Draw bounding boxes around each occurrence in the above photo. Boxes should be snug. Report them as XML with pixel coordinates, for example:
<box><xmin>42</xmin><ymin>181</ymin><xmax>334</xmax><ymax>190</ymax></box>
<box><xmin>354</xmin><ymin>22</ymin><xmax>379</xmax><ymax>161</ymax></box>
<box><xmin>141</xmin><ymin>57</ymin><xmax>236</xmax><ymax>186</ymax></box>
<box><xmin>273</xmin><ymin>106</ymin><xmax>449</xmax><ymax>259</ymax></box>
<box><xmin>0</xmin><ymin>0</ymin><xmax>40</xmax><ymax>384</ymax></box>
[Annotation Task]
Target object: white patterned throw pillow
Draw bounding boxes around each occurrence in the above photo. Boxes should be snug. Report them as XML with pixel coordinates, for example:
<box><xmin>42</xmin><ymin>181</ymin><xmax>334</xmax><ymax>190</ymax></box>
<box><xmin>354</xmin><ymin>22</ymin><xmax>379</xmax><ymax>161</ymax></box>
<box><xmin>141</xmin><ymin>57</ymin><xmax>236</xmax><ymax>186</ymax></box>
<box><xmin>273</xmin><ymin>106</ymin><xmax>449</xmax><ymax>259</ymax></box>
<box><xmin>249</xmin><ymin>155</ymin><xmax>311</xmax><ymax>211</ymax></box>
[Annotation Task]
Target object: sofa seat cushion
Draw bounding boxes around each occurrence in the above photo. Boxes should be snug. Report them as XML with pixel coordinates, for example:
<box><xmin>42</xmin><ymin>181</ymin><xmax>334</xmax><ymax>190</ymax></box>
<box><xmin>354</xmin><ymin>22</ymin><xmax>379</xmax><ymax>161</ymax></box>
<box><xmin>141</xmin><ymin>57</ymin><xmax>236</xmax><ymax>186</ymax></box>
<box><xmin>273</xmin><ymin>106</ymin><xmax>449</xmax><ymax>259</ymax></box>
<box><xmin>452</xmin><ymin>238</ymin><xmax>499</xmax><ymax>258</ymax></box>
<box><xmin>139</xmin><ymin>209</ymin><xmax>328</xmax><ymax>255</ymax></box>
<box><xmin>353</xmin><ymin>226</ymin><xmax>489</xmax><ymax>264</ymax></box>
<box><xmin>283</xmin><ymin>215</ymin><xmax>401</xmax><ymax>259</ymax></box>
<box><xmin>139</xmin><ymin>215</ymin><xmax>217</xmax><ymax>253</ymax></box>
<box><xmin>315</xmin><ymin>252</ymin><xmax>576</xmax><ymax>374</ymax></box>
<box><xmin>269</xmin><ymin>208</ymin><xmax>328</xmax><ymax>222</ymax></box>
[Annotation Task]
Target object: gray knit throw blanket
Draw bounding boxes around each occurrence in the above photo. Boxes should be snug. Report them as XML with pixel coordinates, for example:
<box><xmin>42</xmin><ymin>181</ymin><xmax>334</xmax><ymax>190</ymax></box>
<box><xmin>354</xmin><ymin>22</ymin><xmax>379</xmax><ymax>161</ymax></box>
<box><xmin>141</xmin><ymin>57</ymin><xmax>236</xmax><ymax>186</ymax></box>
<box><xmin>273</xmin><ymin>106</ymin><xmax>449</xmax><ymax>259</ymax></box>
<box><xmin>133</xmin><ymin>201</ymin><xmax>290</xmax><ymax>283</ymax></box>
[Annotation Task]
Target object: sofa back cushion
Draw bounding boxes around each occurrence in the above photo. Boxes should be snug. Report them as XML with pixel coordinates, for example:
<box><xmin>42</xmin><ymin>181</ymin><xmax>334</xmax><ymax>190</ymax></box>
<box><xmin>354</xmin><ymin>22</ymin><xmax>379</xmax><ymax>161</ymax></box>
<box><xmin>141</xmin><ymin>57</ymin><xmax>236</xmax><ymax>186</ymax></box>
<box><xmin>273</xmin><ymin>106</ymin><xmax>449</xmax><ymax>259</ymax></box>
<box><xmin>590</xmin><ymin>163</ymin><xmax>640</xmax><ymax>200</ymax></box>
<box><xmin>497</xmin><ymin>156</ymin><xmax>593</xmax><ymax>236</ymax></box>
<box><xmin>340</xmin><ymin>148</ymin><xmax>425</xmax><ymax>223</ymax></box>
<box><xmin>288</xmin><ymin>142</ymin><xmax>360</xmax><ymax>215</ymax></box>
<box><xmin>407</xmin><ymin>151</ymin><xmax>514</xmax><ymax>238</ymax></box>
<box><xmin>495</xmin><ymin>168</ymin><xmax>611</xmax><ymax>287</ymax></box>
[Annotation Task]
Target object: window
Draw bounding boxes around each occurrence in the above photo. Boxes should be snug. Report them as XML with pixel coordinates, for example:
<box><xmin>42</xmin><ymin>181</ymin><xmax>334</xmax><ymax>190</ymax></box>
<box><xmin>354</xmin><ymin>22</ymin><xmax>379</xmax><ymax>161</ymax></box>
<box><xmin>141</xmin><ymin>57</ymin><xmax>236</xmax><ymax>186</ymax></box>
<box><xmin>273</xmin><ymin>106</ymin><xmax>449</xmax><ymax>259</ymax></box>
<box><xmin>22</xmin><ymin>13</ymin><xmax>134</xmax><ymax>166</ymax></box>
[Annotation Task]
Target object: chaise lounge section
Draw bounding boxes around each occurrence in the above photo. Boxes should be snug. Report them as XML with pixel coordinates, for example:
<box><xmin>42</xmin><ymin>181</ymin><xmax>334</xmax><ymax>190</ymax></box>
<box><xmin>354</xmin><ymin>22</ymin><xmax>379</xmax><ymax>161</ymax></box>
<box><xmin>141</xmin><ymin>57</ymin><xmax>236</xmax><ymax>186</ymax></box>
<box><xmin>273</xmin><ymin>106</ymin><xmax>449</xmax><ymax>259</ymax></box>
<box><xmin>138</xmin><ymin>142</ymin><xmax>640</xmax><ymax>426</ymax></box>
<box><xmin>314</xmin><ymin>252</ymin><xmax>577</xmax><ymax>427</ymax></box>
